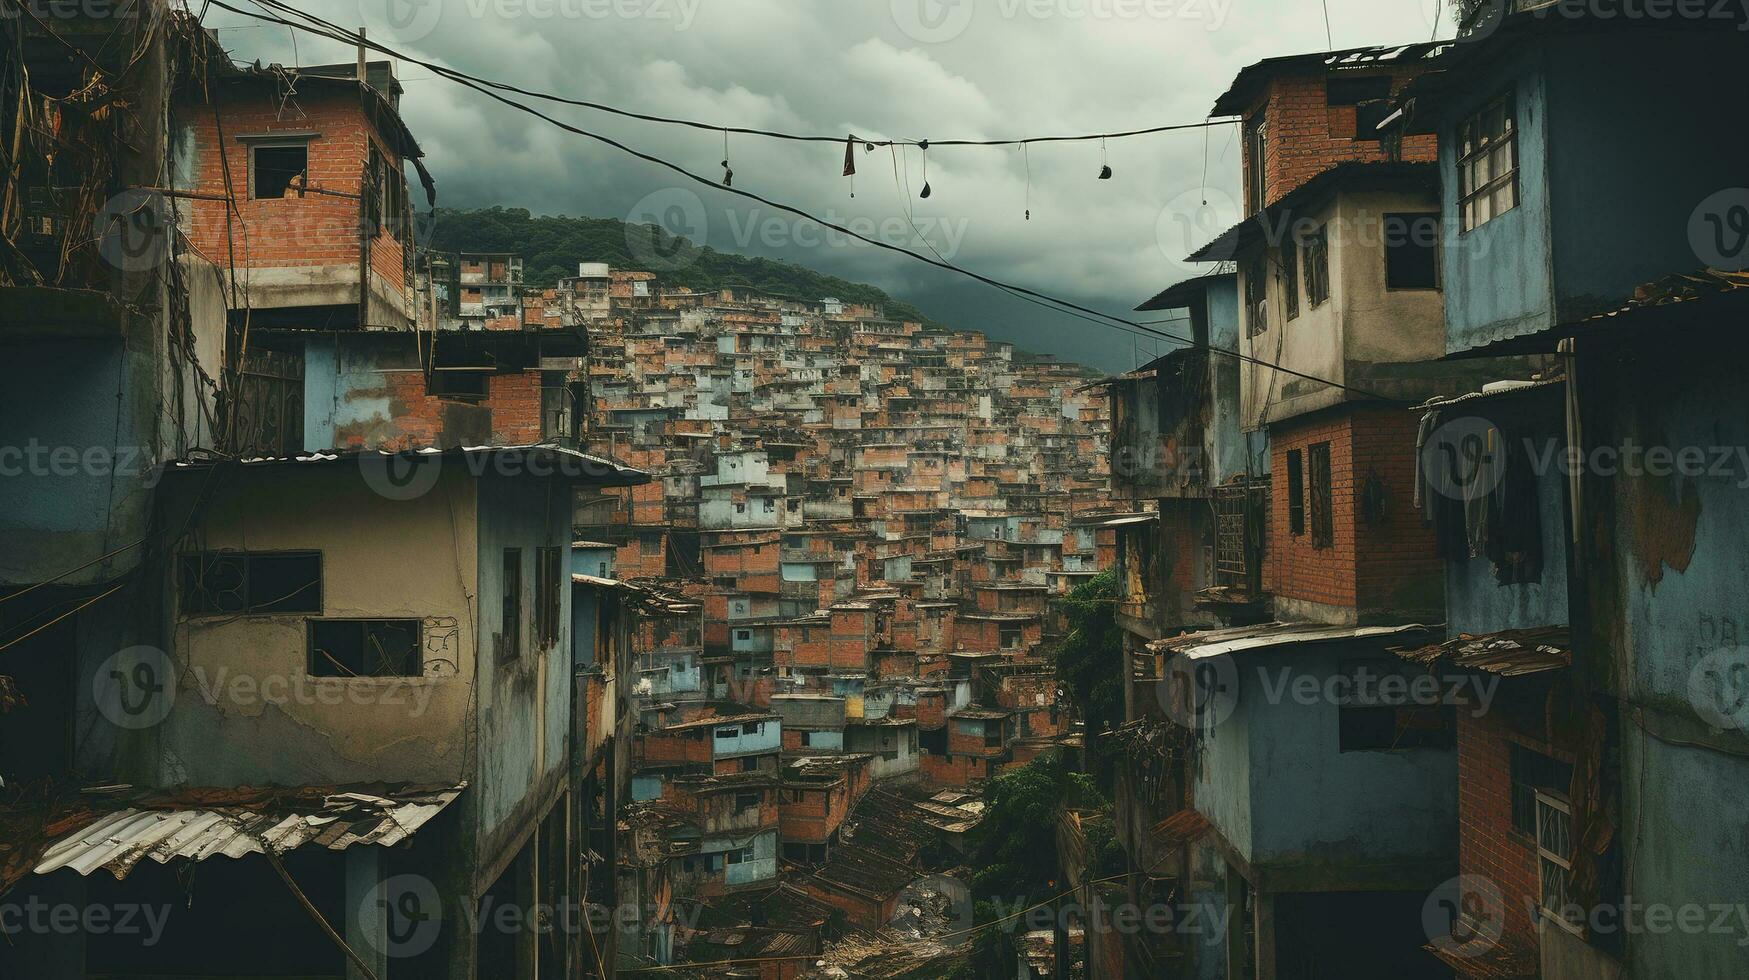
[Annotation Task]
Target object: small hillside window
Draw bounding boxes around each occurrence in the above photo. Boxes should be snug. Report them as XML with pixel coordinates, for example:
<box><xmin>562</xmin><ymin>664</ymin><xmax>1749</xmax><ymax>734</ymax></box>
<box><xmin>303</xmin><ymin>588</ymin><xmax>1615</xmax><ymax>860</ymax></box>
<box><xmin>308</xmin><ymin>619</ymin><xmax>421</xmax><ymax>677</ymax></box>
<box><xmin>1243</xmin><ymin>112</ymin><xmax>1267</xmax><ymax>212</ymax></box>
<box><xmin>535</xmin><ymin>547</ymin><xmax>562</xmax><ymax>647</ymax></box>
<box><xmin>1536</xmin><ymin>792</ymin><xmax>1581</xmax><ymax>934</ymax></box>
<box><xmin>1308</xmin><ymin>442</ymin><xmax>1333</xmax><ymax>549</ymax></box>
<box><xmin>1511</xmin><ymin>745</ymin><xmax>1573</xmax><ymax>837</ymax></box>
<box><xmin>429</xmin><ymin>368</ymin><xmax>490</xmax><ymax>400</ymax></box>
<box><xmin>1303</xmin><ymin>226</ymin><xmax>1330</xmax><ymax>307</ymax></box>
<box><xmin>734</xmin><ymin>792</ymin><xmax>760</xmax><ymax>814</ymax></box>
<box><xmin>179</xmin><ymin>551</ymin><xmax>321</xmax><ymax>615</ymax></box>
<box><xmin>1459</xmin><ymin>91</ymin><xmax>1518</xmax><ymax>231</ymax></box>
<box><xmin>1280</xmin><ymin>244</ymin><xmax>1299</xmax><ymax>320</ymax></box>
<box><xmin>1286</xmin><ymin>450</ymin><xmax>1305</xmax><ymax>536</ymax></box>
<box><xmin>251</xmin><ymin>143</ymin><xmax>308</xmax><ymax>199</ymax></box>
<box><xmin>1244</xmin><ymin>256</ymin><xmax>1268</xmax><ymax>337</ymax></box>
<box><xmin>500</xmin><ymin>549</ymin><xmax>522</xmax><ymax>661</ymax></box>
<box><xmin>1385</xmin><ymin>213</ymin><xmax>1441</xmax><ymax>289</ymax></box>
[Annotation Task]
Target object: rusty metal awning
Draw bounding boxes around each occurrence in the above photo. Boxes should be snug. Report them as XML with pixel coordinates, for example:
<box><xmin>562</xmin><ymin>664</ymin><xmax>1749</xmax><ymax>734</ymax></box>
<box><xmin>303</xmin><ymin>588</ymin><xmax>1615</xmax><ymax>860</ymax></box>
<box><xmin>1393</xmin><ymin>626</ymin><xmax>1572</xmax><ymax>677</ymax></box>
<box><xmin>33</xmin><ymin>784</ymin><xmax>463</xmax><ymax>880</ymax></box>
<box><xmin>1148</xmin><ymin>621</ymin><xmax>1439</xmax><ymax>661</ymax></box>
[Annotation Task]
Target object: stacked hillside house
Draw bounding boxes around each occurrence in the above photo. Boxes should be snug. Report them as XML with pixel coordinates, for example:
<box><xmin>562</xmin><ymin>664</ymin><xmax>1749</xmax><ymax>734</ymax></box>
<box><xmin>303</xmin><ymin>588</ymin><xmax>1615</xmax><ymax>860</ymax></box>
<box><xmin>0</xmin><ymin>10</ymin><xmax>675</xmax><ymax>979</ymax></box>
<box><xmin>1095</xmin><ymin>13</ymin><xmax>1749</xmax><ymax>980</ymax></box>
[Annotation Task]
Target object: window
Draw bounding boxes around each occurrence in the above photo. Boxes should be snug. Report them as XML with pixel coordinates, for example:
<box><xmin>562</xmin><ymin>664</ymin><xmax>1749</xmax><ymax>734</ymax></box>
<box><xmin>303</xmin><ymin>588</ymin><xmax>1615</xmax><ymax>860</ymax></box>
<box><xmin>733</xmin><ymin>792</ymin><xmax>760</xmax><ymax>814</ymax></box>
<box><xmin>1337</xmin><ymin>660</ymin><xmax>1455</xmax><ymax>751</ymax></box>
<box><xmin>179</xmin><ymin>551</ymin><xmax>321</xmax><ymax>615</ymax></box>
<box><xmin>1536</xmin><ymin>791</ymin><xmax>1580</xmax><ymax>934</ymax></box>
<box><xmin>742</xmin><ymin>721</ymin><xmax>760</xmax><ymax>735</ymax></box>
<box><xmin>1286</xmin><ymin>450</ymin><xmax>1305</xmax><ymax>536</ymax></box>
<box><xmin>429</xmin><ymin>368</ymin><xmax>490</xmax><ymax>400</ymax></box>
<box><xmin>1458</xmin><ymin>91</ymin><xmax>1518</xmax><ymax>231</ymax></box>
<box><xmin>308</xmin><ymin>619</ymin><xmax>421</xmax><ymax>677</ymax></box>
<box><xmin>1243</xmin><ymin>112</ymin><xmax>1267</xmax><ymax>212</ymax></box>
<box><xmin>739</xmin><ymin>756</ymin><xmax>758</xmax><ymax>772</ymax></box>
<box><xmin>500</xmin><ymin>549</ymin><xmax>522</xmax><ymax>661</ymax></box>
<box><xmin>983</xmin><ymin>725</ymin><xmax>1003</xmax><ymax>749</ymax></box>
<box><xmin>1511</xmin><ymin>744</ymin><xmax>1574</xmax><ymax>837</ymax></box>
<box><xmin>1279</xmin><ymin>244</ymin><xmax>1299</xmax><ymax>320</ymax></box>
<box><xmin>1244</xmin><ymin>256</ymin><xmax>1268</xmax><ymax>337</ymax></box>
<box><xmin>1307</xmin><ymin>442</ymin><xmax>1333</xmax><ymax>549</ymax></box>
<box><xmin>1384</xmin><ymin>213</ymin><xmax>1440</xmax><ymax>289</ymax></box>
<box><xmin>639</xmin><ymin>534</ymin><xmax>662</xmax><ymax>557</ymax></box>
<box><xmin>250</xmin><ymin>143</ymin><xmax>308</xmax><ymax>199</ymax></box>
<box><xmin>999</xmin><ymin>627</ymin><xmax>1022</xmax><ymax>649</ymax></box>
<box><xmin>1303</xmin><ymin>226</ymin><xmax>1330</xmax><ymax>307</ymax></box>
<box><xmin>535</xmin><ymin>547</ymin><xmax>562</xmax><ymax>647</ymax></box>
<box><xmin>716</xmin><ymin>727</ymin><xmax>738</xmax><ymax>740</ymax></box>
<box><xmin>735</xmin><ymin>629</ymin><xmax>752</xmax><ymax>642</ymax></box>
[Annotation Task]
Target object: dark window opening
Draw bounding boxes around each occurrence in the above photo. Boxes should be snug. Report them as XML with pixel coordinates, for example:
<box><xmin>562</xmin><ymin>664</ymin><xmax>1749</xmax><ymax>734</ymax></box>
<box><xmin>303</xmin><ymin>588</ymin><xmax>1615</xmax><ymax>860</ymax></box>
<box><xmin>1243</xmin><ymin>112</ymin><xmax>1267</xmax><ymax>213</ymax></box>
<box><xmin>640</xmin><ymin>534</ymin><xmax>662</xmax><ymax>556</ymax></box>
<box><xmin>536</xmin><ymin>547</ymin><xmax>562</xmax><ymax>647</ymax></box>
<box><xmin>1244</xmin><ymin>256</ymin><xmax>1268</xmax><ymax>337</ymax></box>
<box><xmin>1286</xmin><ymin>450</ymin><xmax>1305</xmax><ymax>536</ymax></box>
<box><xmin>1511</xmin><ymin>744</ymin><xmax>1574</xmax><ymax>837</ymax></box>
<box><xmin>179</xmin><ymin>551</ymin><xmax>321</xmax><ymax>615</ymax></box>
<box><xmin>1338</xmin><ymin>661</ymin><xmax>1455</xmax><ymax>751</ymax></box>
<box><xmin>308</xmin><ymin>619</ymin><xmax>421</xmax><ymax>677</ymax></box>
<box><xmin>1279</xmin><ymin>245</ymin><xmax>1299</xmax><ymax>320</ymax></box>
<box><xmin>734</xmin><ymin>792</ymin><xmax>760</xmax><ymax>814</ymax></box>
<box><xmin>739</xmin><ymin>756</ymin><xmax>758</xmax><ymax>772</ymax></box>
<box><xmin>1385</xmin><ymin>213</ymin><xmax>1440</xmax><ymax>289</ymax></box>
<box><xmin>500</xmin><ymin>548</ymin><xmax>522</xmax><ymax>662</ymax></box>
<box><xmin>1308</xmin><ymin>442</ymin><xmax>1333</xmax><ymax>549</ymax></box>
<box><xmin>1326</xmin><ymin>75</ymin><xmax>1393</xmax><ymax>106</ymax></box>
<box><xmin>251</xmin><ymin>144</ymin><xmax>308</xmax><ymax>199</ymax></box>
<box><xmin>429</xmin><ymin>369</ymin><xmax>490</xmax><ymax>400</ymax></box>
<box><xmin>1353</xmin><ymin>101</ymin><xmax>1394</xmax><ymax>141</ymax></box>
<box><xmin>1304</xmin><ymin>226</ymin><xmax>1330</xmax><ymax>307</ymax></box>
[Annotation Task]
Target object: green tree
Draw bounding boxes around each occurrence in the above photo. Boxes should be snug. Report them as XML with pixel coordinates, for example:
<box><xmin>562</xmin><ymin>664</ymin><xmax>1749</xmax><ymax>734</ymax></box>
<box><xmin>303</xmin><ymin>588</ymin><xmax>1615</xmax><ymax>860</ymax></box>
<box><xmin>1052</xmin><ymin>568</ymin><xmax>1125</xmax><ymax>790</ymax></box>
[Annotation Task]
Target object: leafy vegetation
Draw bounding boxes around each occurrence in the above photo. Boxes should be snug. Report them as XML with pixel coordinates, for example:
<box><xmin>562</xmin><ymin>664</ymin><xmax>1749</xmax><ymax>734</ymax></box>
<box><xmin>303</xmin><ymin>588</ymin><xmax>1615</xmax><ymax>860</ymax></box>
<box><xmin>427</xmin><ymin>206</ymin><xmax>937</xmax><ymax>323</ymax></box>
<box><xmin>1051</xmin><ymin>568</ymin><xmax>1126</xmax><ymax>791</ymax></box>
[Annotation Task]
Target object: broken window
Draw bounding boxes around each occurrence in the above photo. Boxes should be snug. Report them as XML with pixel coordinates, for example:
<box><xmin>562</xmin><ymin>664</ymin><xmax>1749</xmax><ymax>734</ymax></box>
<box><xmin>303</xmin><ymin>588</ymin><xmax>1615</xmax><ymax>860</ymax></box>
<box><xmin>1303</xmin><ymin>225</ymin><xmax>1330</xmax><ymax>307</ymax></box>
<box><xmin>1308</xmin><ymin>442</ymin><xmax>1333</xmax><ymax>549</ymax></box>
<box><xmin>1458</xmin><ymin>91</ymin><xmax>1518</xmax><ymax>231</ymax></box>
<box><xmin>1337</xmin><ymin>660</ymin><xmax>1454</xmax><ymax>751</ymax></box>
<box><xmin>1536</xmin><ymin>792</ymin><xmax>1580</xmax><ymax>933</ymax></box>
<box><xmin>1243</xmin><ymin>256</ymin><xmax>1268</xmax><ymax>338</ymax></box>
<box><xmin>179</xmin><ymin>551</ymin><xmax>321</xmax><ymax>615</ymax></box>
<box><xmin>500</xmin><ymin>548</ymin><xmax>522</xmax><ymax>661</ymax></box>
<box><xmin>1279</xmin><ymin>243</ymin><xmax>1299</xmax><ymax>320</ymax></box>
<box><xmin>536</xmin><ymin>547</ymin><xmax>562</xmax><ymax>647</ymax></box>
<box><xmin>1286</xmin><ymin>450</ymin><xmax>1305</xmax><ymax>536</ymax></box>
<box><xmin>1511</xmin><ymin>744</ymin><xmax>1573</xmax><ymax>837</ymax></box>
<box><xmin>250</xmin><ymin>143</ymin><xmax>308</xmax><ymax>199</ymax></box>
<box><xmin>1385</xmin><ymin>213</ymin><xmax>1440</xmax><ymax>289</ymax></box>
<box><xmin>308</xmin><ymin>619</ymin><xmax>421</xmax><ymax>677</ymax></box>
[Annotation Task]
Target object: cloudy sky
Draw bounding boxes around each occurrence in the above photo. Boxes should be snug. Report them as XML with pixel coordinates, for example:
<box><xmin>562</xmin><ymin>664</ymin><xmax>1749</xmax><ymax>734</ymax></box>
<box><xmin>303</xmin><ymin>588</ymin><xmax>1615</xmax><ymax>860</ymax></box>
<box><xmin>206</xmin><ymin>0</ymin><xmax>1453</xmax><ymax>371</ymax></box>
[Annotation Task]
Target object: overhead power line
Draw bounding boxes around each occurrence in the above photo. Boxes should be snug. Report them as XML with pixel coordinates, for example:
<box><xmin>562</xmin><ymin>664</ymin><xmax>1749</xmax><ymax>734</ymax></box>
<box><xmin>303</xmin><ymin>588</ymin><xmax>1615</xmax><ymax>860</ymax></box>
<box><xmin>209</xmin><ymin>0</ymin><xmax>1392</xmax><ymax>400</ymax></box>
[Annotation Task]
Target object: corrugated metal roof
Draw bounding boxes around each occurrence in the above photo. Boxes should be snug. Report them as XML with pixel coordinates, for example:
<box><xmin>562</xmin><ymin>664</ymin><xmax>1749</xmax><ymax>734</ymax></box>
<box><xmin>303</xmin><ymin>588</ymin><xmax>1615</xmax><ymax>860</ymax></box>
<box><xmin>1149</xmin><ymin>621</ymin><xmax>1438</xmax><ymax>661</ymax></box>
<box><xmin>1394</xmin><ymin>626</ymin><xmax>1571</xmax><ymax>676</ymax></box>
<box><xmin>34</xmin><ymin>785</ymin><xmax>462</xmax><ymax>880</ymax></box>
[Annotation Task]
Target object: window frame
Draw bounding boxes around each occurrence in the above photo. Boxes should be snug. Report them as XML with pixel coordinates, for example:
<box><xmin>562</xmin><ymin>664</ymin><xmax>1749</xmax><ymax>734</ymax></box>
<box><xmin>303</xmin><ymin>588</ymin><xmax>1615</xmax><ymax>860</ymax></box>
<box><xmin>1307</xmin><ymin>442</ymin><xmax>1333</xmax><ymax>549</ymax></box>
<box><xmin>1244</xmin><ymin>255</ymin><xmax>1269</xmax><ymax>338</ymax></box>
<box><xmin>1279</xmin><ymin>243</ymin><xmax>1299</xmax><ymax>320</ymax></box>
<box><xmin>500</xmin><ymin>548</ymin><xmax>523</xmax><ymax>662</ymax></box>
<box><xmin>1457</xmin><ymin>90</ymin><xmax>1519</xmax><ymax>232</ymax></box>
<box><xmin>307</xmin><ymin>618</ymin><xmax>423</xmax><ymax>678</ymax></box>
<box><xmin>1303</xmin><ymin>225</ymin><xmax>1331</xmax><ymax>308</ymax></box>
<box><xmin>248</xmin><ymin>139</ymin><xmax>311</xmax><ymax>200</ymax></box>
<box><xmin>178</xmin><ymin>550</ymin><xmax>323</xmax><ymax>617</ymax></box>
<box><xmin>1535</xmin><ymin>790</ymin><xmax>1582</xmax><ymax>935</ymax></box>
<box><xmin>1384</xmin><ymin>212</ymin><xmax>1442</xmax><ymax>290</ymax></box>
<box><xmin>1286</xmin><ymin>449</ymin><xmax>1305</xmax><ymax>536</ymax></box>
<box><xmin>535</xmin><ymin>546</ymin><xmax>562</xmax><ymax>648</ymax></box>
<box><xmin>1243</xmin><ymin>111</ymin><xmax>1267</xmax><ymax>213</ymax></box>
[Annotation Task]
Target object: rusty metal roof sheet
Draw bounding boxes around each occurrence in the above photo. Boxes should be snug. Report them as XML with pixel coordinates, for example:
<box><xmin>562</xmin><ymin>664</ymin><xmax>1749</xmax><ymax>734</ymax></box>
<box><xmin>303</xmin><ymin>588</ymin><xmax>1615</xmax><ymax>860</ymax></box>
<box><xmin>1393</xmin><ymin>626</ymin><xmax>1572</xmax><ymax>676</ymax></box>
<box><xmin>33</xmin><ymin>784</ymin><xmax>463</xmax><ymax>880</ymax></box>
<box><xmin>1149</xmin><ymin>621</ymin><xmax>1439</xmax><ymax>661</ymax></box>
